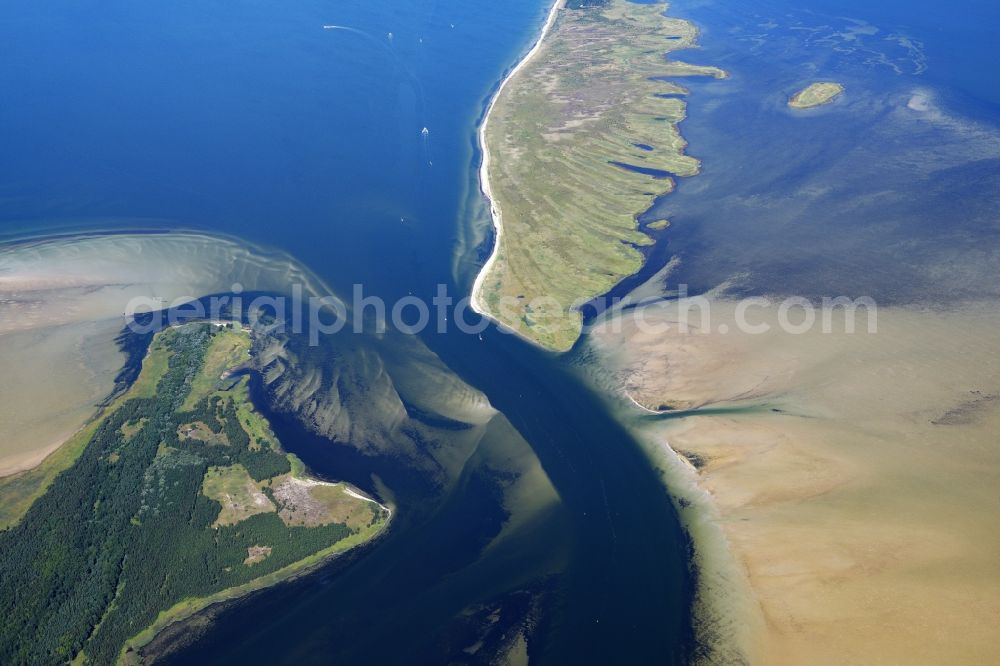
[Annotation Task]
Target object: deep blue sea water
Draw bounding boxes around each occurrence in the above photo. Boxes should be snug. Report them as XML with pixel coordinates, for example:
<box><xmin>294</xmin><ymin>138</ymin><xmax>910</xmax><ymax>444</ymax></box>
<box><xmin>0</xmin><ymin>0</ymin><xmax>547</xmax><ymax>304</ymax></box>
<box><xmin>2</xmin><ymin>0</ymin><xmax>998</xmax><ymax>662</ymax></box>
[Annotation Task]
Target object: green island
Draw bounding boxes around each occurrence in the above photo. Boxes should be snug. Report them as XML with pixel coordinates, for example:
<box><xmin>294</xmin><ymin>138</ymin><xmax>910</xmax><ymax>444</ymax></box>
<box><xmin>0</xmin><ymin>323</ymin><xmax>389</xmax><ymax>666</ymax></box>
<box><xmin>788</xmin><ymin>82</ymin><xmax>845</xmax><ymax>109</ymax></box>
<box><xmin>474</xmin><ymin>0</ymin><xmax>726</xmax><ymax>351</ymax></box>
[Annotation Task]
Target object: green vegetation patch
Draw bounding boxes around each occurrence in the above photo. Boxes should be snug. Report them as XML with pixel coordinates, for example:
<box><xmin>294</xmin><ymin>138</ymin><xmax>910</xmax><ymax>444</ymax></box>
<box><xmin>0</xmin><ymin>323</ymin><xmax>387</xmax><ymax>665</ymax></box>
<box><xmin>181</xmin><ymin>327</ymin><xmax>249</xmax><ymax>410</ymax></box>
<box><xmin>201</xmin><ymin>464</ymin><xmax>276</xmax><ymax>526</ymax></box>
<box><xmin>788</xmin><ymin>81</ymin><xmax>844</xmax><ymax>109</ymax></box>
<box><xmin>478</xmin><ymin>0</ymin><xmax>726</xmax><ymax>350</ymax></box>
<box><xmin>178</xmin><ymin>420</ymin><xmax>227</xmax><ymax>445</ymax></box>
<box><xmin>129</xmin><ymin>330</ymin><xmax>175</xmax><ymax>399</ymax></box>
<box><xmin>230</xmin><ymin>378</ymin><xmax>279</xmax><ymax>451</ymax></box>
<box><xmin>119</xmin><ymin>418</ymin><xmax>147</xmax><ymax>441</ymax></box>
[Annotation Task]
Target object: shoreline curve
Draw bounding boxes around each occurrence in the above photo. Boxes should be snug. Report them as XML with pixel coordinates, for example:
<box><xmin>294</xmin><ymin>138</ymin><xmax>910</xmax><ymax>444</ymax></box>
<box><xmin>469</xmin><ymin>0</ymin><xmax>566</xmax><ymax>339</ymax></box>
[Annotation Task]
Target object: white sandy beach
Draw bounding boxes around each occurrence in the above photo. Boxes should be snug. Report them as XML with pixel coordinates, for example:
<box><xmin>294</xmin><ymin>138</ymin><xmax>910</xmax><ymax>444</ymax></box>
<box><xmin>469</xmin><ymin>0</ymin><xmax>565</xmax><ymax>320</ymax></box>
